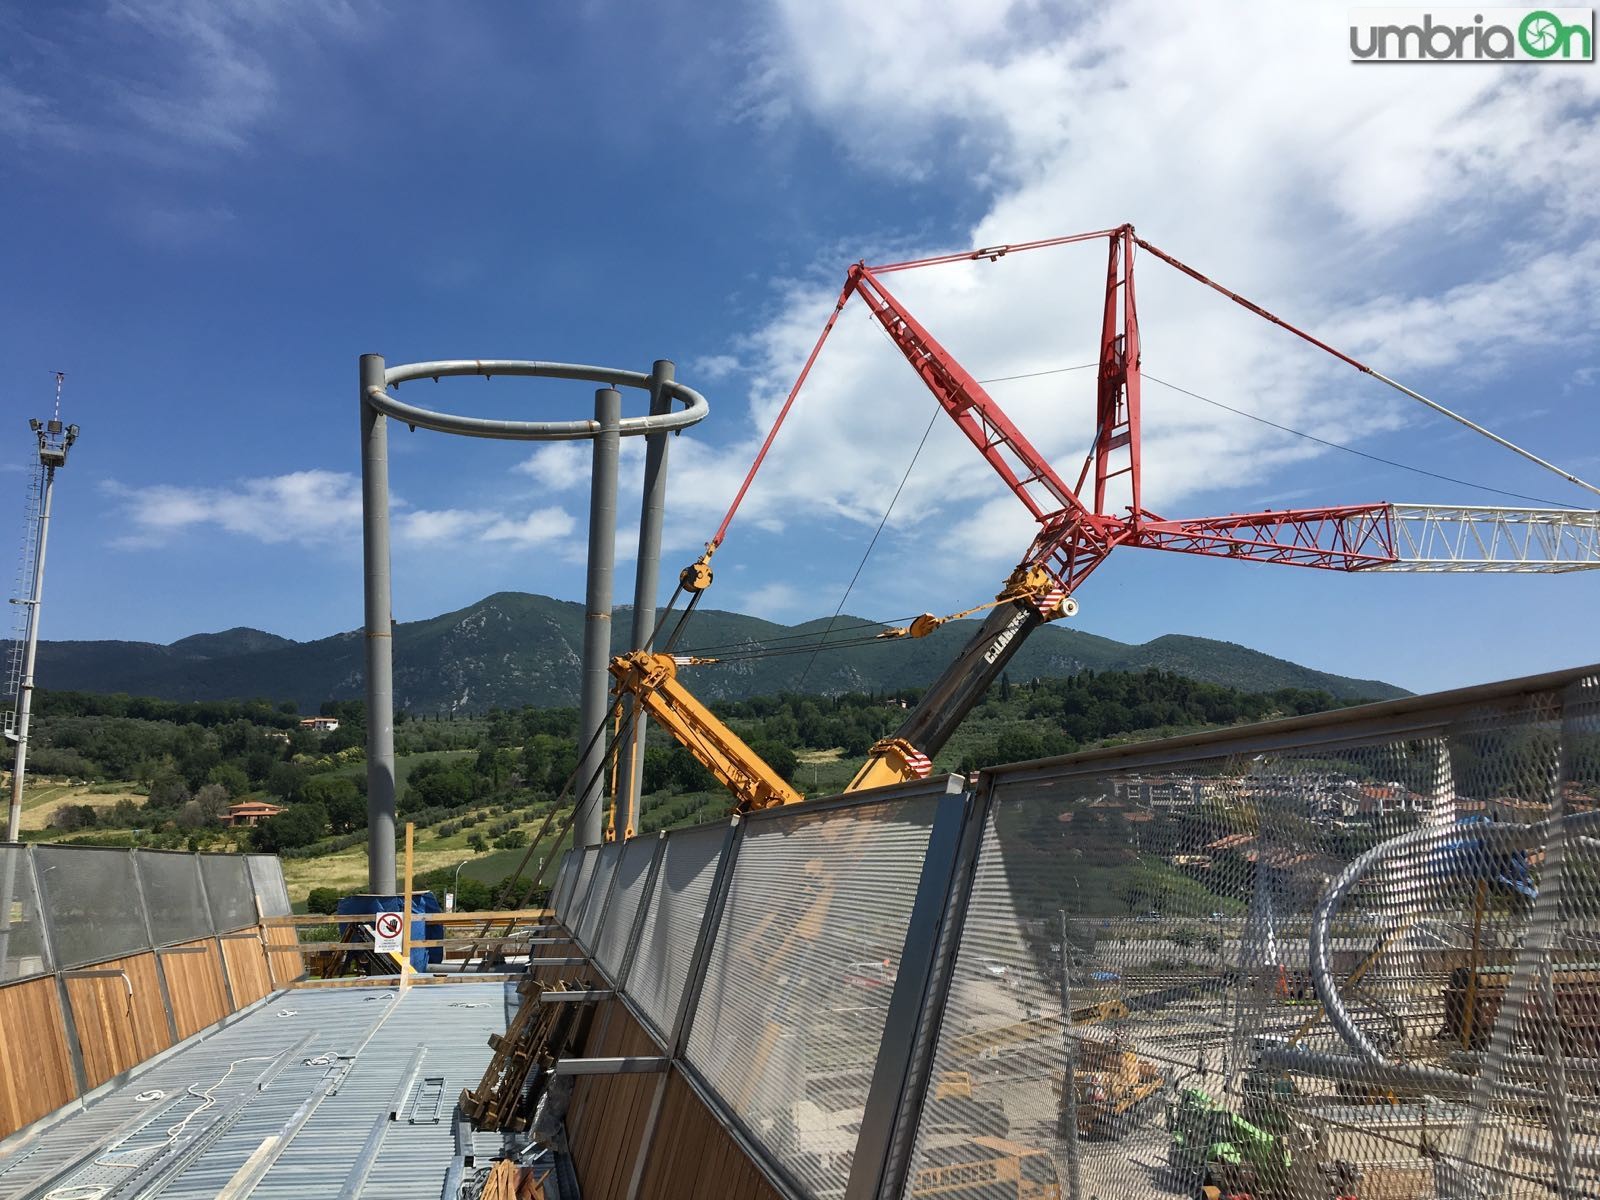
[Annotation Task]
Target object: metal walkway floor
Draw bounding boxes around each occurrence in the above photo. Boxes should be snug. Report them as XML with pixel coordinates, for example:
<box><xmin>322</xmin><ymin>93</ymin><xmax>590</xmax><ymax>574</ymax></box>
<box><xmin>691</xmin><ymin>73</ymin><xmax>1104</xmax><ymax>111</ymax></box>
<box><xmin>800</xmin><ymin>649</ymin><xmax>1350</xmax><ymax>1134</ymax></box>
<box><xmin>0</xmin><ymin>982</ymin><xmax>516</xmax><ymax>1200</ymax></box>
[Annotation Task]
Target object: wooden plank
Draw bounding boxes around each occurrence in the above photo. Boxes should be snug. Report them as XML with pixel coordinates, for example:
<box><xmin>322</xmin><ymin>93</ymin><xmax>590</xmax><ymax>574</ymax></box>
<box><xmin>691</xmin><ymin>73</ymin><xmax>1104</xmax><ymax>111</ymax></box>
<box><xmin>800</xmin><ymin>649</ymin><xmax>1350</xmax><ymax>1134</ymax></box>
<box><xmin>260</xmin><ymin>908</ymin><xmax>554</xmax><ymax>927</ymax></box>
<box><xmin>0</xmin><ymin>976</ymin><xmax>76</xmax><ymax>1139</ymax></box>
<box><xmin>634</xmin><ymin>1071</ymin><xmax>782</xmax><ymax>1200</ymax></box>
<box><xmin>219</xmin><ymin>933</ymin><xmax>273</xmax><ymax>1009</ymax></box>
<box><xmin>63</xmin><ymin>952</ymin><xmax>171</xmax><ymax>1090</ymax></box>
<box><xmin>266</xmin><ymin>936</ymin><xmax>570</xmax><ymax>953</ymax></box>
<box><xmin>160</xmin><ymin>937</ymin><xmax>231</xmax><ymax>1039</ymax></box>
<box><xmin>401</xmin><ymin>822</ymin><xmax>414</xmax><ymax>991</ymax></box>
<box><xmin>264</xmin><ymin>923</ymin><xmax>304</xmax><ymax>988</ymax></box>
<box><xmin>285</xmin><ymin>972</ymin><xmax>524</xmax><ymax>990</ymax></box>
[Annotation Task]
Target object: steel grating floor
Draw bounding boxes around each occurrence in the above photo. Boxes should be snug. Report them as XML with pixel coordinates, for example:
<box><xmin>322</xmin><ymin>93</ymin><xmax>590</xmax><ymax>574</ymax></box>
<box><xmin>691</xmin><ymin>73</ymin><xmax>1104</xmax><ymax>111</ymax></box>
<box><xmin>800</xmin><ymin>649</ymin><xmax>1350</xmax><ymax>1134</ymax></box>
<box><xmin>0</xmin><ymin>981</ymin><xmax>524</xmax><ymax>1200</ymax></box>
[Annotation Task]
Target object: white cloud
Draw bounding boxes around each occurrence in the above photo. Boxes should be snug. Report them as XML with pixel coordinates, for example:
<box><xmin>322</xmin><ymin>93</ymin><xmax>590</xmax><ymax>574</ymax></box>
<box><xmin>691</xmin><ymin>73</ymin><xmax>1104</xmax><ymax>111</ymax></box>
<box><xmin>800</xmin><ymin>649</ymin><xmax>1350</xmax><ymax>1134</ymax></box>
<box><xmin>514</xmin><ymin>443</ymin><xmax>590</xmax><ymax>491</ymax></box>
<box><xmin>674</xmin><ymin>1</ymin><xmax>1600</xmax><ymax>582</ymax></box>
<box><xmin>481</xmin><ymin>508</ymin><xmax>579</xmax><ymax>548</ymax></box>
<box><xmin>102</xmin><ymin>469</ymin><xmax>361</xmax><ymax>547</ymax></box>
<box><xmin>104</xmin><ymin>470</ymin><xmax>578</xmax><ymax>553</ymax></box>
<box><xmin>1</xmin><ymin>0</ymin><xmax>368</xmax><ymax>158</ymax></box>
<box><xmin>690</xmin><ymin>354</ymin><xmax>744</xmax><ymax>382</ymax></box>
<box><xmin>738</xmin><ymin>581</ymin><xmax>810</xmax><ymax>620</ymax></box>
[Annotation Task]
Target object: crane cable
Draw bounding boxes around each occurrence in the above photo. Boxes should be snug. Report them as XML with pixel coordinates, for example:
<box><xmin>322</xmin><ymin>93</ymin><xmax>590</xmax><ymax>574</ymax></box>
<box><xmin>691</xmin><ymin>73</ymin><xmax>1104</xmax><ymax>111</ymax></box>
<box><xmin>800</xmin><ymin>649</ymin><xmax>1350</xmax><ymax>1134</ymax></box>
<box><xmin>796</xmin><ymin>404</ymin><xmax>942</xmax><ymax>688</ymax></box>
<box><xmin>1129</xmin><ymin>235</ymin><xmax>1600</xmax><ymax>502</ymax></box>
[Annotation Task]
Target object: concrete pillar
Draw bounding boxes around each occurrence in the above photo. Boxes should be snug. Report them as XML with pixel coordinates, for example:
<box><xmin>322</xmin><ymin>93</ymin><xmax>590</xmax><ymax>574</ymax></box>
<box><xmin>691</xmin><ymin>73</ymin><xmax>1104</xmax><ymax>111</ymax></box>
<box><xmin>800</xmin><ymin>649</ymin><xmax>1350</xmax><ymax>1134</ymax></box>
<box><xmin>577</xmin><ymin>388</ymin><xmax>621</xmax><ymax>847</ymax></box>
<box><xmin>619</xmin><ymin>360</ymin><xmax>675</xmax><ymax>840</ymax></box>
<box><xmin>360</xmin><ymin>354</ymin><xmax>397</xmax><ymax>895</ymax></box>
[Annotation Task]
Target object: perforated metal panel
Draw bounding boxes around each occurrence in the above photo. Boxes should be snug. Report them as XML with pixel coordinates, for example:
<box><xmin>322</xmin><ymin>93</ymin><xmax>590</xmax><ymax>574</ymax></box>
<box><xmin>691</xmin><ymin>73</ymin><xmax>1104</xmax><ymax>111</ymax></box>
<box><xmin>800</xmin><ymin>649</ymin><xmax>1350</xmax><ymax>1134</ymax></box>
<box><xmin>549</xmin><ymin>849</ymin><xmax>578</xmax><ymax>919</ymax></box>
<box><xmin>245</xmin><ymin>854</ymin><xmax>292</xmax><ymax>918</ymax></box>
<box><xmin>198</xmin><ymin>854</ymin><xmax>257</xmax><ymax>932</ymax></box>
<box><xmin>563</xmin><ymin>846</ymin><xmax>600</xmax><ymax>929</ymax></box>
<box><xmin>35</xmin><ymin>845</ymin><xmax>150</xmax><ymax>968</ymax></box>
<box><xmin>0</xmin><ymin>845</ymin><xmax>50</xmax><ymax>981</ymax></box>
<box><xmin>135</xmin><ymin>850</ymin><xmax>214</xmax><ymax>945</ymax></box>
<box><xmin>575</xmin><ymin>842</ymin><xmax>622</xmax><ymax>951</ymax></box>
<box><xmin>684</xmin><ymin>794</ymin><xmax>939</xmax><ymax>1198</ymax></box>
<box><xmin>594</xmin><ymin>836</ymin><xmax>658</xmax><ymax>983</ymax></box>
<box><xmin>894</xmin><ymin>672</ymin><xmax>1600</xmax><ymax>1200</ymax></box>
<box><xmin>626</xmin><ymin>822</ymin><xmax>725</xmax><ymax>1040</ymax></box>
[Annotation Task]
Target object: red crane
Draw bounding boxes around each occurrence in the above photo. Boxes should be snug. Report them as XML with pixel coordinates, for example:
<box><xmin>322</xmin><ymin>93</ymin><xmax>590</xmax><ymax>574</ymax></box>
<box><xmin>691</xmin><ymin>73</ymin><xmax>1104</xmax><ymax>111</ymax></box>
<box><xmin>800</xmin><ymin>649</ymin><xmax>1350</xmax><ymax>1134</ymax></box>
<box><xmin>698</xmin><ymin>223</ymin><xmax>1600</xmax><ymax>605</ymax></box>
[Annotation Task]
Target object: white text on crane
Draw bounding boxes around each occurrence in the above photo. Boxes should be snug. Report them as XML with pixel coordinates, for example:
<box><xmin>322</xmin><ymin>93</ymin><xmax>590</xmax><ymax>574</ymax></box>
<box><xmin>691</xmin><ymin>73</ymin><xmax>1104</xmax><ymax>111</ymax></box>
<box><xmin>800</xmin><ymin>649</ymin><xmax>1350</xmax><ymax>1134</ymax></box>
<box><xmin>983</xmin><ymin>608</ymin><xmax>1030</xmax><ymax>665</ymax></box>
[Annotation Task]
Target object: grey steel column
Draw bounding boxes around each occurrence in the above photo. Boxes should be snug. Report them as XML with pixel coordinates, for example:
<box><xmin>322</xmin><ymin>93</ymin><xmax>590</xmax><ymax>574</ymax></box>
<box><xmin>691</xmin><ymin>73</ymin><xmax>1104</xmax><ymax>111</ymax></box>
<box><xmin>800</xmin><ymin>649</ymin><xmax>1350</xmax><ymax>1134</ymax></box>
<box><xmin>6</xmin><ymin>464</ymin><xmax>56</xmax><ymax>844</ymax></box>
<box><xmin>577</xmin><ymin>388</ymin><xmax>621</xmax><ymax>847</ymax></box>
<box><xmin>360</xmin><ymin>354</ymin><xmax>397</xmax><ymax>895</ymax></box>
<box><xmin>620</xmin><ymin>359</ymin><xmax>675</xmax><ymax>839</ymax></box>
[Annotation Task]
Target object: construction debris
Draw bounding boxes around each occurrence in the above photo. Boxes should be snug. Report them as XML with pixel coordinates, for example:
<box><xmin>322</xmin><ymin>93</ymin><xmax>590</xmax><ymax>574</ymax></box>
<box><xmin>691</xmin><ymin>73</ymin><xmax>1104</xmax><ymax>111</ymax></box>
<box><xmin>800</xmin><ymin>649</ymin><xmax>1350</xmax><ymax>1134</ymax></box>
<box><xmin>460</xmin><ymin>976</ymin><xmax>587</xmax><ymax>1134</ymax></box>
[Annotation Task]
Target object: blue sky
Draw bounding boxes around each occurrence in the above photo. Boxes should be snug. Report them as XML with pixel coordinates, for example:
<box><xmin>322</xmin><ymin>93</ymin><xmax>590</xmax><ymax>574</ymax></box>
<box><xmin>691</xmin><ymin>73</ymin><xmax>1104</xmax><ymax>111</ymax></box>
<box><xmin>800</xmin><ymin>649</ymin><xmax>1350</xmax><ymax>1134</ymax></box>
<box><xmin>1</xmin><ymin>1</ymin><xmax>1597</xmax><ymax>695</ymax></box>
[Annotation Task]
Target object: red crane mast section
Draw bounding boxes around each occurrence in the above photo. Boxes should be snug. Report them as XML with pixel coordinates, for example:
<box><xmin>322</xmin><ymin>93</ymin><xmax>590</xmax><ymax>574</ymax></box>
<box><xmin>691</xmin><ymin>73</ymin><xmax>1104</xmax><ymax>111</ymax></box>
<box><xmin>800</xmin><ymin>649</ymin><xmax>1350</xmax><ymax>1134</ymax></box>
<box><xmin>709</xmin><ymin>223</ymin><xmax>1408</xmax><ymax>604</ymax></box>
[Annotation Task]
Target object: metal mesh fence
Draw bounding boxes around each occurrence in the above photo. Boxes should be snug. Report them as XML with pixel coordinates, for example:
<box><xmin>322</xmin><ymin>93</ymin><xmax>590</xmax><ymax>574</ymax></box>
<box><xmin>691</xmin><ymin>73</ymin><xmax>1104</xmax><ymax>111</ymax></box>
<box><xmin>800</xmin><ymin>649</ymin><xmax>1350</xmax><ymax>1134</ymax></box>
<box><xmin>893</xmin><ymin>672</ymin><xmax>1600</xmax><ymax>1200</ymax></box>
<box><xmin>549</xmin><ymin>849</ymin><xmax>578</xmax><ymax>920</ymax></box>
<box><xmin>563</xmin><ymin>846</ymin><xmax>600</xmax><ymax>928</ymax></box>
<box><xmin>628</xmin><ymin>822</ymin><xmax>726</xmax><ymax>1041</ymax></box>
<box><xmin>198</xmin><ymin>853</ymin><xmax>257</xmax><ymax>932</ymax></box>
<box><xmin>0</xmin><ymin>845</ymin><xmax>50</xmax><ymax>981</ymax></box>
<box><xmin>34</xmin><ymin>846</ymin><xmax>150</xmax><ymax>969</ymax></box>
<box><xmin>594</xmin><ymin>836</ymin><xmax>658</xmax><ymax>983</ymax></box>
<box><xmin>575</xmin><ymin>842</ymin><xmax>623</xmax><ymax>952</ymax></box>
<box><xmin>134</xmin><ymin>850</ymin><xmax>214</xmax><ymax>946</ymax></box>
<box><xmin>685</xmin><ymin>792</ymin><xmax>941</xmax><ymax>1198</ymax></box>
<box><xmin>245</xmin><ymin>854</ymin><xmax>292</xmax><ymax>919</ymax></box>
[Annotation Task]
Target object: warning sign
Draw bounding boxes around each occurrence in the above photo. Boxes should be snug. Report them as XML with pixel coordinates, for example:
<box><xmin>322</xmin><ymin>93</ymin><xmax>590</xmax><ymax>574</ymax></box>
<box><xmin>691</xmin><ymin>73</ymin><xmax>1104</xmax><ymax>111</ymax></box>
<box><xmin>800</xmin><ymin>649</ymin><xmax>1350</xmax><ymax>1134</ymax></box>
<box><xmin>374</xmin><ymin>911</ymin><xmax>404</xmax><ymax>954</ymax></box>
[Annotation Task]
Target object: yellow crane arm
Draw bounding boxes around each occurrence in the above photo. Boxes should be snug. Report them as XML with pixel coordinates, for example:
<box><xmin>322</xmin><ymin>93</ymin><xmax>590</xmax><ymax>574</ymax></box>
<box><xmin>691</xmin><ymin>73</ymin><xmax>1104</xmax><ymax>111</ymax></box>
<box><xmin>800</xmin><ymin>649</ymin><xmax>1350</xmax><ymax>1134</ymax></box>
<box><xmin>609</xmin><ymin>651</ymin><xmax>804</xmax><ymax>814</ymax></box>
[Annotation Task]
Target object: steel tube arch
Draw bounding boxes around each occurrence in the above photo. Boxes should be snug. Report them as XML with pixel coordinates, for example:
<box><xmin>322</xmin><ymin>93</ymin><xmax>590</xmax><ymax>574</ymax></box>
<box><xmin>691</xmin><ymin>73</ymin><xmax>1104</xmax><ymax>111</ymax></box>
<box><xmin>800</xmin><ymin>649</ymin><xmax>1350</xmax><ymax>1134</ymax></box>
<box><xmin>367</xmin><ymin>360</ymin><xmax>707</xmax><ymax>441</ymax></box>
<box><xmin>358</xmin><ymin>353</ymin><xmax>708</xmax><ymax>895</ymax></box>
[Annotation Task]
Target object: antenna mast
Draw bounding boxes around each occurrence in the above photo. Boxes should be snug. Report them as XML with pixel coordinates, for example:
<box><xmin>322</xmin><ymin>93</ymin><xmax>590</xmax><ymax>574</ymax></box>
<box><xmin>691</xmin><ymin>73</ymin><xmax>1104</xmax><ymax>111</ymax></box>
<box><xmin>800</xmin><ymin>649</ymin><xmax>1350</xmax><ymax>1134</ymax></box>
<box><xmin>5</xmin><ymin>374</ymin><xmax>79</xmax><ymax>843</ymax></box>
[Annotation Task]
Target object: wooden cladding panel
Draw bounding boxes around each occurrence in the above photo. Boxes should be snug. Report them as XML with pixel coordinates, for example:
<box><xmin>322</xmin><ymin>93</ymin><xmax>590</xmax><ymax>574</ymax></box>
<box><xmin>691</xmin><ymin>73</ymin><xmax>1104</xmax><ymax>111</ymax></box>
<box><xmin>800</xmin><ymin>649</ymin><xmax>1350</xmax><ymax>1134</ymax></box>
<box><xmin>161</xmin><ymin>939</ymin><xmax>230</xmax><ymax>1039</ymax></box>
<box><xmin>0</xmin><ymin>977</ymin><xmax>76</xmax><ymax>1140</ymax></box>
<box><xmin>566</xmin><ymin>1001</ymin><xmax>665</xmax><ymax>1200</ymax></box>
<box><xmin>219</xmin><ymin>935</ymin><xmax>272</xmax><ymax>1009</ymax></box>
<box><xmin>64</xmin><ymin>952</ymin><xmax>172</xmax><ymax>1090</ymax></box>
<box><xmin>264</xmin><ymin>923</ymin><xmax>304</xmax><ymax>989</ymax></box>
<box><xmin>635</xmin><ymin>1070</ymin><xmax>782</xmax><ymax>1200</ymax></box>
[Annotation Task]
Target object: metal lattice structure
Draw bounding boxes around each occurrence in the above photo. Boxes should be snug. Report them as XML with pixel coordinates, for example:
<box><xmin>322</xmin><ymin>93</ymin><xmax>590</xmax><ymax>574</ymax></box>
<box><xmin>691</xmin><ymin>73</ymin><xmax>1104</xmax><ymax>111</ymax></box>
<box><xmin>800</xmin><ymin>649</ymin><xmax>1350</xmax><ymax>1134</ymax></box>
<box><xmin>1380</xmin><ymin>505</ymin><xmax>1600</xmax><ymax>572</ymax></box>
<box><xmin>547</xmin><ymin>663</ymin><xmax>1600</xmax><ymax>1200</ymax></box>
<box><xmin>2</xmin><ymin>460</ymin><xmax>43</xmax><ymax>743</ymax></box>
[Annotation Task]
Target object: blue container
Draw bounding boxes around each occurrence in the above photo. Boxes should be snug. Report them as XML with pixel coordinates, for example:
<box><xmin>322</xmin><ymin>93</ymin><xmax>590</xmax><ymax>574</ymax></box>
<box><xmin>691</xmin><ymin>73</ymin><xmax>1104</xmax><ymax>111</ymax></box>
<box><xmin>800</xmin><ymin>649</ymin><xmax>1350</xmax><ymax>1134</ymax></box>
<box><xmin>336</xmin><ymin>891</ymin><xmax>445</xmax><ymax>972</ymax></box>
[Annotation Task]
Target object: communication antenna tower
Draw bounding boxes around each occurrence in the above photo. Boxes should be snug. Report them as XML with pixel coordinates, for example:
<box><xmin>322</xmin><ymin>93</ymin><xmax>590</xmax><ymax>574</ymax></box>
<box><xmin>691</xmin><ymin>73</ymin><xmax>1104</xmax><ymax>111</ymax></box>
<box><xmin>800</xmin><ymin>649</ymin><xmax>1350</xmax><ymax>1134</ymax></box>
<box><xmin>5</xmin><ymin>373</ymin><xmax>79</xmax><ymax>842</ymax></box>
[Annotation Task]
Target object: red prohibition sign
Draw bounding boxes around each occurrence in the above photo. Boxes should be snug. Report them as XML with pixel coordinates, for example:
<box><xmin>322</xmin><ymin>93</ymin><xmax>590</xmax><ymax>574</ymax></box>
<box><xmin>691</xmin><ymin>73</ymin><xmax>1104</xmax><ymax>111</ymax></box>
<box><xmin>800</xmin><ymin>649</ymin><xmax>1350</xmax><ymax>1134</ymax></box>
<box><xmin>375</xmin><ymin>912</ymin><xmax>404</xmax><ymax>939</ymax></box>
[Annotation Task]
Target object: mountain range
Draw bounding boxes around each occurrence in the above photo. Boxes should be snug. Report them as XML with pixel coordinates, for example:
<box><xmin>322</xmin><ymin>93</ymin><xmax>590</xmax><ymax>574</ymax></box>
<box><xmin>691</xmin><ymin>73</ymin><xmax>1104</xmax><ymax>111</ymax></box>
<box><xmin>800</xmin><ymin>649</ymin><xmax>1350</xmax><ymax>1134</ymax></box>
<box><xmin>33</xmin><ymin>591</ymin><xmax>1407</xmax><ymax>712</ymax></box>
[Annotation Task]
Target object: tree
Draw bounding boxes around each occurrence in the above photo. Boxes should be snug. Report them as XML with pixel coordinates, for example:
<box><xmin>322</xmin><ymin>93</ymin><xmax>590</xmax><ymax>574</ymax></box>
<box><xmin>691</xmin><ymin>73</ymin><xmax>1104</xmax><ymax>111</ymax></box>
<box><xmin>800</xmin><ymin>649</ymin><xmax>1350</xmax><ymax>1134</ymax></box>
<box><xmin>193</xmin><ymin>782</ymin><xmax>231</xmax><ymax>823</ymax></box>
<box><xmin>267</xmin><ymin>762</ymin><xmax>307</xmax><ymax>803</ymax></box>
<box><xmin>146</xmin><ymin>771</ymin><xmax>190</xmax><ymax>812</ymax></box>
<box><xmin>467</xmin><ymin>832</ymin><xmax>488</xmax><ymax>853</ymax></box>
<box><xmin>207</xmin><ymin>763</ymin><xmax>251</xmax><ymax>797</ymax></box>
<box><xmin>303</xmin><ymin>775</ymin><xmax>364</xmax><ymax>834</ymax></box>
<box><xmin>307</xmin><ymin>886</ymin><xmax>341</xmax><ymax>915</ymax></box>
<box><xmin>251</xmin><ymin>803</ymin><xmax>328</xmax><ymax>853</ymax></box>
<box><xmin>49</xmin><ymin>803</ymin><xmax>100</xmax><ymax>832</ymax></box>
<box><xmin>495</xmin><ymin>829</ymin><xmax>529</xmax><ymax>851</ymax></box>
